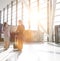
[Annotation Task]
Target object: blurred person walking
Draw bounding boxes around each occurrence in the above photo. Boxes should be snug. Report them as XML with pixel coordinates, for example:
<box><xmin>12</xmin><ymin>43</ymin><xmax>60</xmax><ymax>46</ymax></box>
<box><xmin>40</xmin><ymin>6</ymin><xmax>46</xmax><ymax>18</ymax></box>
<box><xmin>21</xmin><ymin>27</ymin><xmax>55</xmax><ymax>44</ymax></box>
<box><xmin>15</xmin><ymin>20</ymin><xmax>25</xmax><ymax>52</ymax></box>
<box><xmin>3</xmin><ymin>22</ymin><xmax>10</xmax><ymax>50</ymax></box>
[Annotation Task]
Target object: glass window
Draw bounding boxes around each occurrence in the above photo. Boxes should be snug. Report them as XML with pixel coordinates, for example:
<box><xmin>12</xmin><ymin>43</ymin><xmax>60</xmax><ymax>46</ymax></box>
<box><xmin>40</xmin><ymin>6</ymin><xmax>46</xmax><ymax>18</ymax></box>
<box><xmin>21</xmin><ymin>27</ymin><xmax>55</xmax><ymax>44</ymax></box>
<box><xmin>12</xmin><ymin>4</ymin><xmax>16</xmax><ymax>26</ymax></box>
<box><xmin>54</xmin><ymin>1</ymin><xmax>60</xmax><ymax>26</ymax></box>
<box><xmin>4</xmin><ymin>8</ymin><xmax>7</xmax><ymax>22</ymax></box>
<box><xmin>8</xmin><ymin>5</ymin><xmax>11</xmax><ymax>25</ymax></box>
<box><xmin>1</xmin><ymin>11</ymin><xmax>3</xmax><ymax>24</ymax></box>
<box><xmin>39</xmin><ymin>0</ymin><xmax>47</xmax><ymax>32</ymax></box>
<box><xmin>54</xmin><ymin>16</ymin><xmax>60</xmax><ymax>22</ymax></box>
<box><xmin>17</xmin><ymin>2</ymin><xmax>22</xmax><ymax>24</ymax></box>
<box><xmin>30</xmin><ymin>7</ymin><xmax>38</xmax><ymax>30</ymax></box>
<box><xmin>31</xmin><ymin>0</ymin><xmax>37</xmax><ymax>3</ymax></box>
<box><xmin>3</xmin><ymin>9</ymin><xmax>5</xmax><ymax>22</ymax></box>
<box><xmin>18</xmin><ymin>0</ymin><xmax>20</xmax><ymax>2</ymax></box>
<box><xmin>23</xmin><ymin>0</ymin><xmax>29</xmax><ymax>6</ymax></box>
<box><xmin>30</xmin><ymin>0</ymin><xmax>38</xmax><ymax>30</ymax></box>
<box><xmin>53</xmin><ymin>0</ymin><xmax>60</xmax><ymax>41</ymax></box>
<box><xmin>30</xmin><ymin>1</ymin><xmax>37</xmax><ymax>8</ymax></box>
<box><xmin>56</xmin><ymin>3</ymin><xmax>60</xmax><ymax>9</ymax></box>
<box><xmin>23</xmin><ymin>4</ymin><xmax>29</xmax><ymax>30</ymax></box>
<box><xmin>21</xmin><ymin>0</ymin><xmax>47</xmax><ymax>31</ymax></box>
<box><xmin>55</xmin><ymin>9</ymin><xmax>60</xmax><ymax>15</ymax></box>
<box><xmin>13</xmin><ymin>0</ymin><xmax>16</xmax><ymax>5</ymax></box>
<box><xmin>38</xmin><ymin>0</ymin><xmax>47</xmax><ymax>41</ymax></box>
<box><xmin>57</xmin><ymin>0</ymin><xmax>60</xmax><ymax>3</ymax></box>
<box><xmin>17</xmin><ymin>0</ymin><xmax>47</xmax><ymax>41</ymax></box>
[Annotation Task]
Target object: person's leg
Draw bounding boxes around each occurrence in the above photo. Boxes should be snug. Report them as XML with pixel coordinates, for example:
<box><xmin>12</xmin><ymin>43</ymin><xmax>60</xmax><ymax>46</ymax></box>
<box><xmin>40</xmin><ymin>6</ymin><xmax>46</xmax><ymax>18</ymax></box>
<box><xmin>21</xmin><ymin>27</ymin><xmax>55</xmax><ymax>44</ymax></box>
<box><xmin>6</xmin><ymin>41</ymin><xmax>10</xmax><ymax>48</ymax></box>
<box><xmin>4</xmin><ymin>39</ymin><xmax>10</xmax><ymax>50</ymax></box>
<box><xmin>4</xmin><ymin>41</ymin><xmax>8</xmax><ymax>50</ymax></box>
<box><xmin>17</xmin><ymin>39</ymin><xmax>23</xmax><ymax>51</ymax></box>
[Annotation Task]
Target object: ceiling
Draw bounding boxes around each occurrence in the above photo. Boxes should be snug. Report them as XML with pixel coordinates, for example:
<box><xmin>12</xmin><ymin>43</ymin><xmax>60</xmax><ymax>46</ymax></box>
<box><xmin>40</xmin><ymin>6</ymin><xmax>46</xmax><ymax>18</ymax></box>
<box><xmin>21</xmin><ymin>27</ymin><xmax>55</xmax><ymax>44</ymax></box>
<box><xmin>0</xmin><ymin>0</ymin><xmax>15</xmax><ymax>10</ymax></box>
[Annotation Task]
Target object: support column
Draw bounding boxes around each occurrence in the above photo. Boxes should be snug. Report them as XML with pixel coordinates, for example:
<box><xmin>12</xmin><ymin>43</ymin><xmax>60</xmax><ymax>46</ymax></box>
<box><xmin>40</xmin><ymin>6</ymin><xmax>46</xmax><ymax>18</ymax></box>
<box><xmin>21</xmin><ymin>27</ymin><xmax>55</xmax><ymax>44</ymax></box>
<box><xmin>0</xmin><ymin>11</ymin><xmax>1</xmax><ymax>39</ymax></box>
<box><xmin>28</xmin><ymin>0</ymin><xmax>30</xmax><ymax>29</ymax></box>
<box><xmin>7</xmin><ymin>5</ymin><xmax>8</xmax><ymax>22</ymax></box>
<box><xmin>21</xmin><ymin>1</ymin><xmax>23</xmax><ymax>21</ymax></box>
<box><xmin>3</xmin><ymin>8</ymin><xmax>5</xmax><ymax>23</ymax></box>
<box><xmin>11</xmin><ymin>1</ymin><xmax>13</xmax><ymax>25</ymax></box>
<box><xmin>0</xmin><ymin>11</ymin><xmax>1</xmax><ymax>23</ymax></box>
<box><xmin>48</xmin><ymin>0</ymin><xmax>56</xmax><ymax>42</ymax></box>
<box><xmin>16</xmin><ymin>0</ymin><xmax>18</xmax><ymax>26</ymax></box>
<box><xmin>47</xmin><ymin>0</ymin><xmax>49</xmax><ymax>41</ymax></box>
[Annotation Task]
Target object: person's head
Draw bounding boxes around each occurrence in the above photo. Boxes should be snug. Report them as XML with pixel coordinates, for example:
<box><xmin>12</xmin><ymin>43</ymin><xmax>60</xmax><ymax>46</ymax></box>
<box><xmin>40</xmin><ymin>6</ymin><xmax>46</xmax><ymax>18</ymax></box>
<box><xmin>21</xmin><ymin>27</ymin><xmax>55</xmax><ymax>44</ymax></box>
<box><xmin>18</xmin><ymin>20</ymin><xmax>23</xmax><ymax>25</ymax></box>
<box><xmin>3</xmin><ymin>22</ymin><xmax>8</xmax><ymax>27</ymax></box>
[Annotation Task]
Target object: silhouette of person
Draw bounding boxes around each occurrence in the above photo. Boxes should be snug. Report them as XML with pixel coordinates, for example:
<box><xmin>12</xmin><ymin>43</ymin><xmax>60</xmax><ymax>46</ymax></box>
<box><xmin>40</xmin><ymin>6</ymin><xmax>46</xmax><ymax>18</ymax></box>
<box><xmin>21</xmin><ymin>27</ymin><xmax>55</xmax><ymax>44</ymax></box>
<box><xmin>3</xmin><ymin>22</ymin><xmax>10</xmax><ymax>50</ymax></box>
<box><xmin>16</xmin><ymin>20</ymin><xmax>25</xmax><ymax>51</ymax></box>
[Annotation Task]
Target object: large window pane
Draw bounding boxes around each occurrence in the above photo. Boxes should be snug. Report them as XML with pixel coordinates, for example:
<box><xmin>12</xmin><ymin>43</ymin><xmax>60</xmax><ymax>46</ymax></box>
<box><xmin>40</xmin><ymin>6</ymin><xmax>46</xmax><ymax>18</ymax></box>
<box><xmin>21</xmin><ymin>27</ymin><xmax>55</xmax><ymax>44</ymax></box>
<box><xmin>56</xmin><ymin>3</ymin><xmax>60</xmax><ymax>9</ymax></box>
<box><xmin>30</xmin><ymin>0</ymin><xmax>38</xmax><ymax>30</ymax></box>
<box><xmin>23</xmin><ymin>4</ymin><xmax>29</xmax><ymax>30</ymax></box>
<box><xmin>17</xmin><ymin>2</ymin><xmax>22</xmax><ymax>25</ymax></box>
<box><xmin>12</xmin><ymin>4</ymin><xmax>16</xmax><ymax>26</ymax></box>
<box><xmin>57</xmin><ymin>0</ymin><xmax>60</xmax><ymax>3</ymax></box>
<box><xmin>31</xmin><ymin>0</ymin><xmax>37</xmax><ymax>3</ymax></box>
<box><xmin>54</xmin><ymin>1</ymin><xmax>60</xmax><ymax>26</ymax></box>
<box><xmin>8</xmin><ymin>5</ymin><xmax>11</xmax><ymax>25</ymax></box>
<box><xmin>53</xmin><ymin>0</ymin><xmax>60</xmax><ymax>42</ymax></box>
<box><xmin>4</xmin><ymin>8</ymin><xmax>7</xmax><ymax>22</ymax></box>
<box><xmin>1</xmin><ymin>11</ymin><xmax>3</xmax><ymax>24</ymax></box>
<box><xmin>39</xmin><ymin>0</ymin><xmax>47</xmax><ymax>32</ymax></box>
<box><xmin>30</xmin><ymin>7</ymin><xmax>38</xmax><ymax>30</ymax></box>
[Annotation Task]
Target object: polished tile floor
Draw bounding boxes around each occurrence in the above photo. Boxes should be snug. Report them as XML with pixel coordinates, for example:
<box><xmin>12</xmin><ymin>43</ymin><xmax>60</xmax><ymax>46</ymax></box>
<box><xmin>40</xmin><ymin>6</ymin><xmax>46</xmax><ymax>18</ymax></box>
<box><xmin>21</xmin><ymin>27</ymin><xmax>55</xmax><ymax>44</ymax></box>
<box><xmin>0</xmin><ymin>42</ymin><xmax>60</xmax><ymax>61</ymax></box>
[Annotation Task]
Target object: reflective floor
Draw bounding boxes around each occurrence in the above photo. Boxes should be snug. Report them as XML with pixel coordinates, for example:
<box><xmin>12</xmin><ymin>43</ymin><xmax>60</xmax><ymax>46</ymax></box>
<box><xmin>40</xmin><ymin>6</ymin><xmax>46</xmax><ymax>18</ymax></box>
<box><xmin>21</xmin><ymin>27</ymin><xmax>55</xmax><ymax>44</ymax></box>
<box><xmin>0</xmin><ymin>42</ymin><xmax>60</xmax><ymax>61</ymax></box>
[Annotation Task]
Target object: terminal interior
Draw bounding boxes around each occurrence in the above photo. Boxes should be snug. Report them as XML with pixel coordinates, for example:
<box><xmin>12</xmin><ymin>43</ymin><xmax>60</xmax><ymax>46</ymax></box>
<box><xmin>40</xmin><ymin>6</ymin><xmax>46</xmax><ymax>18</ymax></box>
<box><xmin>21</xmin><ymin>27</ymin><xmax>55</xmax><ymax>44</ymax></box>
<box><xmin>0</xmin><ymin>0</ymin><xmax>60</xmax><ymax>61</ymax></box>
